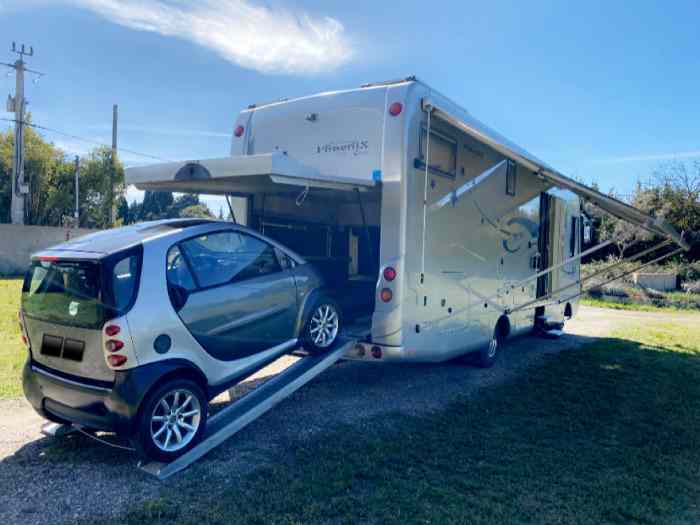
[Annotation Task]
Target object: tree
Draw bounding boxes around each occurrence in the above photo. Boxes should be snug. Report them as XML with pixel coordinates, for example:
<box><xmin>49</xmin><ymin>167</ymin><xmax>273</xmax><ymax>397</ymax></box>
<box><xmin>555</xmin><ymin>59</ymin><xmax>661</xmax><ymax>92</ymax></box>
<box><xmin>78</xmin><ymin>146</ymin><xmax>125</xmax><ymax>228</ymax></box>
<box><xmin>586</xmin><ymin>160</ymin><xmax>700</xmax><ymax>261</ymax></box>
<box><xmin>180</xmin><ymin>203</ymin><xmax>215</xmax><ymax>218</ymax></box>
<box><xmin>117</xmin><ymin>192</ymin><xmax>214</xmax><ymax>224</ymax></box>
<box><xmin>0</xmin><ymin>120</ymin><xmax>126</xmax><ymax>227</ymax></box>
<box><xmin>139</xmin><ymin>191</ymin><xmax>174</xmax><ymax>221</ymax></box>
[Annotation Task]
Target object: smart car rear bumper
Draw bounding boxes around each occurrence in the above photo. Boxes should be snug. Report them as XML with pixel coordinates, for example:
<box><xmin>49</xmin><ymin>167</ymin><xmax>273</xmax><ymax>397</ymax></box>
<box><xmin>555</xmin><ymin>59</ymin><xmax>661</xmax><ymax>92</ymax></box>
<box><xmin>23</xmin><ymin>359</ymin><xmax>138</xmax><ymax>434</ymax></box>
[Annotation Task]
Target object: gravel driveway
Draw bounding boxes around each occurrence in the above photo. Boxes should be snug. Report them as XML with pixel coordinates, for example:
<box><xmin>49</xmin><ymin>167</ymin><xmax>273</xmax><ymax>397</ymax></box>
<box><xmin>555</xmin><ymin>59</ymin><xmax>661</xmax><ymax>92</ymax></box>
<box><xmin>0</xmin><ymin>306</ymin><xmax>682</xmax><ymax>525</ymax></box>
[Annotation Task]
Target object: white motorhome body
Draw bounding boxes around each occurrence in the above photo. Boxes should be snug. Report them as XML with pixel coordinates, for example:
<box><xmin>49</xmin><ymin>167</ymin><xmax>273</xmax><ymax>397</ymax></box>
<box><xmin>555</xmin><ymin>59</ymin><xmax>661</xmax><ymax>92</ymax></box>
<box><xmin>127</xmin><ymin>77</ymin><xmax>687</xmax><ymax>363</ymax></box>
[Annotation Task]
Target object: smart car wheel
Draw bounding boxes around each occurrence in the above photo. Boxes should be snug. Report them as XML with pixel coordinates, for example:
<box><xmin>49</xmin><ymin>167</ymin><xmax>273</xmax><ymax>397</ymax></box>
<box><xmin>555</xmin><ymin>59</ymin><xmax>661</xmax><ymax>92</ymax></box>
<box><xmin>133</xmin><ymin>379</ymin><xmax>207</xmax><ymax>462</ymax></box>
<box><xmin>304</xmin><ymin>298</ymin><xmax>342</xmax><ymax>353</ymax></box>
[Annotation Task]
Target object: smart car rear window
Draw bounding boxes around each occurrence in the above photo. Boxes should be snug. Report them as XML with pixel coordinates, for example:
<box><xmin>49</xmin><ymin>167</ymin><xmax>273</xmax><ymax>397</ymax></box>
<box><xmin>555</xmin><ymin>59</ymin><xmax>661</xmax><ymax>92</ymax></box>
<box><xmin>22</xmin><ymin>260</ymin><xmax>104</xmax><ymax>329</ymax></box>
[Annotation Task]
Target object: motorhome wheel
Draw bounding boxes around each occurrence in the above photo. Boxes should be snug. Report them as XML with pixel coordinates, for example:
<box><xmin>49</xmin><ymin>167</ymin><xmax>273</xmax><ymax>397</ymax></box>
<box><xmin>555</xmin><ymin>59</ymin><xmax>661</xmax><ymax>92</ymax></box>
<box><xmin>132</xmin><ymin>379</ymin><xmax>208</xmax><ymax>462</ymax></box>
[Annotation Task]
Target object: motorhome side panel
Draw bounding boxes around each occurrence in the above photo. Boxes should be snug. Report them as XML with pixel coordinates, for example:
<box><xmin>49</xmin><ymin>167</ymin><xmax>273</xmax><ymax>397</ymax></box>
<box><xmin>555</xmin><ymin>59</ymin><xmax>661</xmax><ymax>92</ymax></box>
<box><xmin>400</xmin><ymin>86</ymin><xmax>552</xmax><ymax>361</ymax></box>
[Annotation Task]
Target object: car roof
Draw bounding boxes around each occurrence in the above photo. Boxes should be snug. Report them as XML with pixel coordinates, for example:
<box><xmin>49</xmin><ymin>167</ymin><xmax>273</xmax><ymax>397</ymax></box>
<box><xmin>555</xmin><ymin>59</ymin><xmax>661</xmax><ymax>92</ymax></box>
<box><xmin>34</xmin><ymin>219</ymin><xmax>223</xmax><ymax>258</ymax></box>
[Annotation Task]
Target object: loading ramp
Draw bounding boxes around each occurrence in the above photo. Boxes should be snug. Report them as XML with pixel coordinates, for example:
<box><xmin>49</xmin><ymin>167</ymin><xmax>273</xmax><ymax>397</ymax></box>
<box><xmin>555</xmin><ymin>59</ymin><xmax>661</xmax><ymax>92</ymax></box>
<box><xmin>138</xmin><ymin>339</ymin><xmax>353</xmax><ymax>480</ymax></box>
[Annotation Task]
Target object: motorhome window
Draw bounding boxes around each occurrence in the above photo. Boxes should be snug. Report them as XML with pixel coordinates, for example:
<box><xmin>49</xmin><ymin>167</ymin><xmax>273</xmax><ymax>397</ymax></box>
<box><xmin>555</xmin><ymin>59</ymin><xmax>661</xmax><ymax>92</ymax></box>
<box><xmin>419</xmin><ymin>127</ymin><xmax>456</xmax><ymax>178</ymax></box>
<box><xmin>181</xmin><ymin>231</ymin><xmax>281</xmax><ymax>288</ymax></box>
<box><xmin>506</xmin><ymin>160</ymin><xmax>517</xmax><ymax>196</ymax></box>
<box><xmin>166</xmin><ymin>245</ymin><xmax>197</xmax><ymax>291</ymax></box>
<box><xmin>21</xmin><ymin>260</ymin><xmax>104</xmax><ymax>329</ymax></box>
<box><xmin>569</xmin><ymin>217</ymin><xmax>578</xmax><ymax>257</ymax></box>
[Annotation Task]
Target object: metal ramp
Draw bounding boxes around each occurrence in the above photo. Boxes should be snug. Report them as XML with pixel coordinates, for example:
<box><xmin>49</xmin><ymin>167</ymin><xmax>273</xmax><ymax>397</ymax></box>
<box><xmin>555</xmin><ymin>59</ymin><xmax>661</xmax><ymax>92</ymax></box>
<box><xmin>138</xmin><ymin>339</ymin><xmax>352</xmax><ymax>480</ymax></box>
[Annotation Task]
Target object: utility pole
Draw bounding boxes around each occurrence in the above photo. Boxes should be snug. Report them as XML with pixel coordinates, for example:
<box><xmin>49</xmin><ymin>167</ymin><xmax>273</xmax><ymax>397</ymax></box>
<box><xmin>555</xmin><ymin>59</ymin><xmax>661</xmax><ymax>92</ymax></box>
<box><xmin>110</xmin><ymin>104</ymin><xmax>118</xmax><ymax>226</ymax></box>
<box><xmin>74</xmin><ymin>156</ymin><xmax>80</xmax><ymax>226</ymax></box>
<box><xmin>3</xmin><ymin>43</ymin><xmax>41</xmax><ymax>224</ymax></box>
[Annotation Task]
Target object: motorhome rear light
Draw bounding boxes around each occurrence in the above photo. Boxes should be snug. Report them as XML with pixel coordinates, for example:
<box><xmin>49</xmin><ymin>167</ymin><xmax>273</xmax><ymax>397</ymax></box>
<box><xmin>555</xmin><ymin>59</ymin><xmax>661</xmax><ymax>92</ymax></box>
<box><xmin>383</xmin><ymin>266</ymin><xmax>397</xmax><ymax>281</ymax></box>
<box><xmin>355</xmin><ymin>343</ymin><xmax>365</xmax><ymax>357</ymax></box>
<box><xmin>107</xmin><ymin>354</ymin><xmax>127</xmax><ymax>367</ymax></box>
<box><xmin>371</xmin><ymin>346</ymin><xmax>382</xmax><ymax>359</ymax></box>
<box><xmin>104</xmin><ymin>325</ymin><xmax>121</xmax><ymax>337</ymax></box>
<box><xmin>105</xmin><ymin>340</ymin><xmax>124</xmax><ymax>352</ymax></box>
<box><xmin>388</xmin><ymin>102</ymin><xmax>403</xmax><ymax>116</ymax></box>
<box><xmin>234</xmin><ymin>125</ymin><xmax>245</xmax><ymax>137</ymax></box>
<box><xmin>380</xmin><ymin>288</ymin><xmax>393</xmax><ymax>302</ymax></box>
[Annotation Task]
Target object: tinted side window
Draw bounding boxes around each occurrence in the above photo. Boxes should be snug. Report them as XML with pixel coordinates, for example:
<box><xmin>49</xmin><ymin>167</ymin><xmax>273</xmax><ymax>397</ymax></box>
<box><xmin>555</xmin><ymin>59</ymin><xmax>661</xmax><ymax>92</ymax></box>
<box><xmin>180</xmin><ymin>231</ymin><xmax>281</xmax><ymax>288</ymax></box>
<box><xmin>112</xmin><ymin>254</ymin><xmax>140</xmax><ymax>311</ymax></box>
<box><xmin>166</xmin><ymin>245</ymin><xmax>197</xmax><ymax>291</ymax></box>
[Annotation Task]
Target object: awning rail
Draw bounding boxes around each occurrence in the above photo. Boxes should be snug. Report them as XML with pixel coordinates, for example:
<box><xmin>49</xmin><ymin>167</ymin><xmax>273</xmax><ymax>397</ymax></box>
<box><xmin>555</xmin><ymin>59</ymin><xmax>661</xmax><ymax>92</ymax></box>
<box><xmin>421</xmin><ymin>98</ymin><xmax>690</xmax><ymax>251</ymax></box>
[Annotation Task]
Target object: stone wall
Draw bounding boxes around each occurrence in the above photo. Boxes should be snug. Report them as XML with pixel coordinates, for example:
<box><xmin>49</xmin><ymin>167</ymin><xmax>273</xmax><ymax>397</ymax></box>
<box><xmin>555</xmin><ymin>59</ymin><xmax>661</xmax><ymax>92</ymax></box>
<box><xmin>0</xmin><ymin>224</ymin><xmax>98</xmax><ymax>276</ymax></box>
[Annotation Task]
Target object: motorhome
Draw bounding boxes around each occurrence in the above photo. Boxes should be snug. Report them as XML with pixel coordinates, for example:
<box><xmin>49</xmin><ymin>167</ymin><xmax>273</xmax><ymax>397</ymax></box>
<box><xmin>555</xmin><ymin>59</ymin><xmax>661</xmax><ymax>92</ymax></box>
<box><xmin>128</xmin><ymin>77</ymin><xmax>686</xmax><ymax>366</ymax></box>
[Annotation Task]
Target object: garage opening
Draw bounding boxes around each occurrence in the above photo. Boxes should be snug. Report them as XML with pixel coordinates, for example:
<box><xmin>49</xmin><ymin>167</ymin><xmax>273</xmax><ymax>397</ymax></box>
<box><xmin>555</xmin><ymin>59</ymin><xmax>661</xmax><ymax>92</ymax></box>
<box><xmin>245</xmin><ymin>184</ymin><xmax>381</xmax><ymax>336</ymax></box>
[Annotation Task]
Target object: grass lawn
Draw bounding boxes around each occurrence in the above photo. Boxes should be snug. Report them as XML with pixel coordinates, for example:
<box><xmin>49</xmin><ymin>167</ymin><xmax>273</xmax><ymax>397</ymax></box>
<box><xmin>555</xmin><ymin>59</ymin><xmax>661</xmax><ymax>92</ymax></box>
<box><xmin>581</xmin><ymin>296</ymin><xmax>691</xmax><ymax>312</ymax></box>
<box><xmin>0</xmin><ymin>278</ymin><xmax>25</xmax><ymax>399</ymax></box>
<box><xmin>105</xmin><ymin>315</ymin><xmax>700</xmax><ymax>525</ymax></box>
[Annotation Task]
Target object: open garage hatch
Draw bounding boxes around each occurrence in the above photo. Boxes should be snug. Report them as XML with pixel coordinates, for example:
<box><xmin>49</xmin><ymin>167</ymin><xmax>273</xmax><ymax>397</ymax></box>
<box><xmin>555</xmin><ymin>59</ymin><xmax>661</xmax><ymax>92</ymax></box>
<box><xmin>127</xmin><ymin>152</ymin><xmax>377</xmax><ymax>196</ymax></box>
<box><xmin>127</xmin><ymin>152</ymin><xmax>382</xmax><ymax>336</ymax></box>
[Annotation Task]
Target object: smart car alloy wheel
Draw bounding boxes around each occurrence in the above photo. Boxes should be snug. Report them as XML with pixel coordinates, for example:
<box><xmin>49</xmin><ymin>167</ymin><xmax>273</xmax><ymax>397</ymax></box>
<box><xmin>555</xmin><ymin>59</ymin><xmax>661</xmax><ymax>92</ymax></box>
<box><xmin>309</xmin><ymin>303</ymin><xmax>340</xmax><ymax>349</ymax></box>
<box><xmin>149</xmin><ymin>388</ymin><xmax>202</xmax><ymax>453</ymax></box>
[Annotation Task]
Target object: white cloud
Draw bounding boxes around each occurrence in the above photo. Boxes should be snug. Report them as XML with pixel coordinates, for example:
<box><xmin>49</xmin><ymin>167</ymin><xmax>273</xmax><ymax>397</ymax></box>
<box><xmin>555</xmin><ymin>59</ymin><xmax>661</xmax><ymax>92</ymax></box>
<box><xmin>71</xmin><ymin>0</ymin><xmax>354</xmax><ymax>74</ymax></box>
<box><xmin>593</xmin><ymin>150</ymin><xmax>700</xmax><ymax>164</ymax></box>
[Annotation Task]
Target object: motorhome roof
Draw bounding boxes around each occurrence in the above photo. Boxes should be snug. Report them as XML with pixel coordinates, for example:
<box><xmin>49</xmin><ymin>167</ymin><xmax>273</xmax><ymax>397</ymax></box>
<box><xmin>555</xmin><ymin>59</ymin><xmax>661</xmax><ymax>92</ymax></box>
<box><xmin>245</xmin><ymin>76</ymin><xmax>418</xmax><ymax>111</ymax></box>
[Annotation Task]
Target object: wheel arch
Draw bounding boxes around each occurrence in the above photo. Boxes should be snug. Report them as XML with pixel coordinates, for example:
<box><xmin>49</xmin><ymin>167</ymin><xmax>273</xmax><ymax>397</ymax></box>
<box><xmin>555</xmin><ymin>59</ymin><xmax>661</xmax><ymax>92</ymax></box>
<box><xmin>113</xmin><ymin>358</ymin><xmax>209</xmax><ymax>435</ymax></box>
<box><xmin>294</xmin><ymin>287</ymin><xmax>338</xmax><ymax>337</ymax></box>
<box><xmin>495</xmin><ymin>314</ymin><xmax>511</xmax><ymax>340</ymax></box>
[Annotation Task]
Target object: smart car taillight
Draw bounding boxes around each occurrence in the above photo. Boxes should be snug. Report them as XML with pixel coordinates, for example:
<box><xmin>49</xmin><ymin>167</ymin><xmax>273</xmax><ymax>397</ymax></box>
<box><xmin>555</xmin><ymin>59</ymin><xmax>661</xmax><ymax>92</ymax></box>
<box><xmin>105</xmin><ymin>340</ymin><xmax>124</xmax><ymax>352</ymax></box>
<box><xmin>107</xmin><ymin>354</ymin><xmax>127</xmax><ymax>367</ymax></box>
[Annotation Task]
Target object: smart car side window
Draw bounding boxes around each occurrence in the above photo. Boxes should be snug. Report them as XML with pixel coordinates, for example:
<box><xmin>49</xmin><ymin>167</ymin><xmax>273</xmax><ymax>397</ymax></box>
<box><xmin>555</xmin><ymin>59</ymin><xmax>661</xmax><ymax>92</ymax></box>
<box><xmin>166</xmin><ymin>245</ymin><xmax>197</xmax><ymax>291</ymax></box>
<box><xmin>180</xmin><ymin>231</ymin><xmax>282</xmax><ymax>289</ymax></box>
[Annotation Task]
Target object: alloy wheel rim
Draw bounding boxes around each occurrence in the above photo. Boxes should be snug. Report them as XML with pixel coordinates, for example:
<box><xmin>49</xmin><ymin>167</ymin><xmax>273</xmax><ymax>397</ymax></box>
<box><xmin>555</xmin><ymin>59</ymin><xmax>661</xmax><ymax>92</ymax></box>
<box><xmin>150</xmin><ymin>388</ymin><xmax>201</xmax><ymax>452</ymax></box>
<box><xmin>310</xmin><ymin>304</ymin><xmax>339</xmax><ymax>348</ymax></box>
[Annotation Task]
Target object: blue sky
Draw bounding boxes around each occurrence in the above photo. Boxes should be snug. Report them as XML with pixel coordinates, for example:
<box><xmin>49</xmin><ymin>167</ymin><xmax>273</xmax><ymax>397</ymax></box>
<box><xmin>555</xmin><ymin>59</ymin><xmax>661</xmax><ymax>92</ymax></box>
<box><xmin>1</xmin><ymin>0</ymin><xmax>699</xmax><ymax>211</ymax></box>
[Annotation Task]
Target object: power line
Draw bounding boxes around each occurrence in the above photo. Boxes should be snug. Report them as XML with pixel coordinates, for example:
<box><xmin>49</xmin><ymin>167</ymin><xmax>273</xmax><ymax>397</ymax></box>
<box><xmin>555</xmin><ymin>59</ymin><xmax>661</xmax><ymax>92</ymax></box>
<box><xmin>0</xmin><ymin>117</ymin><xmax>172</xmax><ymax>162</ymax></box>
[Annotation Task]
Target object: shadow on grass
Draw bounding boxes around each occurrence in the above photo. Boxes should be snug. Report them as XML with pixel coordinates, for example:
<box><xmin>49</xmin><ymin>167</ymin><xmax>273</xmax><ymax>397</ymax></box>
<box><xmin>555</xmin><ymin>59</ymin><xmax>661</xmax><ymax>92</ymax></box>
<box><xmin>104</xmin><ymin>335</ymin><xmax>700</xmax><ymax>524</ymax></box>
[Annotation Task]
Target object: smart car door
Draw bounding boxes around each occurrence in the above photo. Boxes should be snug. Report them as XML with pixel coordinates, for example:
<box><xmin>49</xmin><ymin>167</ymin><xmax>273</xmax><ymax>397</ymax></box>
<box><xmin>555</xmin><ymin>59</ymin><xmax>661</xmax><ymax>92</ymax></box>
<box><xmin>167</xmin><ymin>230</ymin><xmax>298</xmax><ymax>361</ymax></box>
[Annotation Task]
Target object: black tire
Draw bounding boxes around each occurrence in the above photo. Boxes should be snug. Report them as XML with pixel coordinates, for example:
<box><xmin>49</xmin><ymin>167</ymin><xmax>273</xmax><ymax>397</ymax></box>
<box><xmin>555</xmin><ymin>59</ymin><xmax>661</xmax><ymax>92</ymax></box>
<box><xmin>303</xmin><ymin>297</ymin><xmax>343</xmax><ymax>354</ymax></box>
<box><xmin>131</xmin><ymin>378</ymin><xmax>208</xmax><ymax>463</ymax></box>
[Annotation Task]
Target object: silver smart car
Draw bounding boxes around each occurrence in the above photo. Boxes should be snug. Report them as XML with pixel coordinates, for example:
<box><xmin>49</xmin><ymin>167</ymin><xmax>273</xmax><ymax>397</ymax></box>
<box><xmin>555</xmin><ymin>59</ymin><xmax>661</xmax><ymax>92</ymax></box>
<box><xmin>20</xmin><ymin>219</ymin><xmax>342</xmax><ymax>461</ymax></box>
